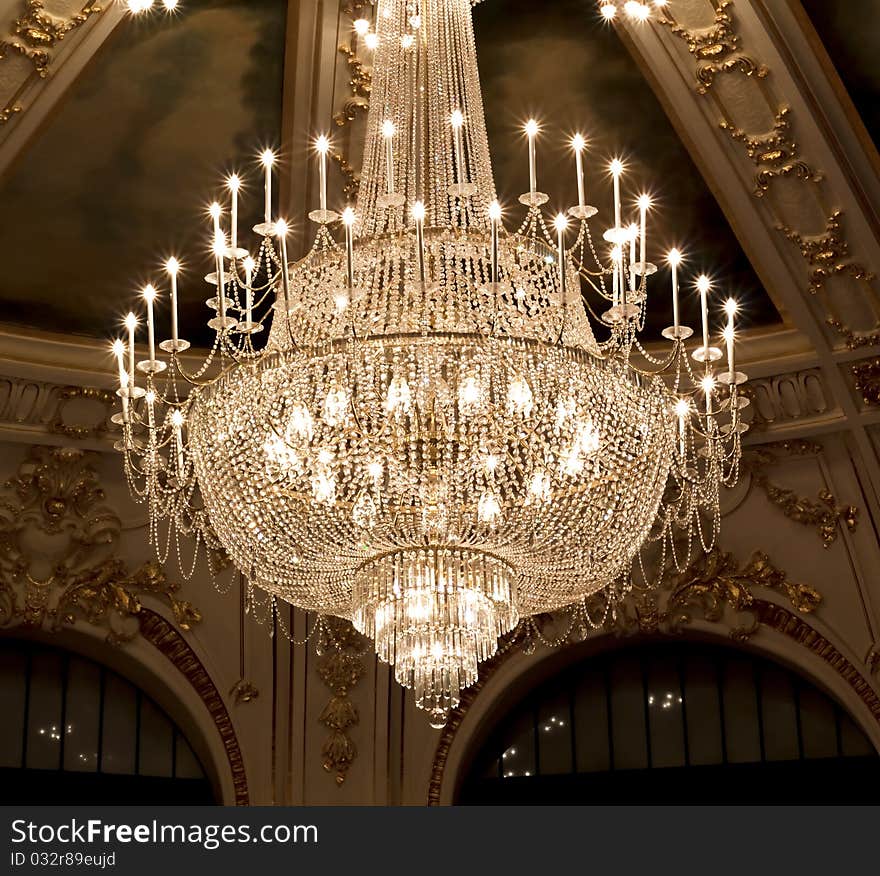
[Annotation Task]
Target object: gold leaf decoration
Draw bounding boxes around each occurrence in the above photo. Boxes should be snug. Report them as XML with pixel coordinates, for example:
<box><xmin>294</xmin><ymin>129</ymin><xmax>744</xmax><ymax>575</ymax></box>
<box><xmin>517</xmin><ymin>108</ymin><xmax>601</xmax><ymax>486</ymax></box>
<box><xmin>316</xmin><ymin>616</ymin><xmax>369</xmax><ymax>785</ymax></box>
<box><xmin>742</xmin><ymin>440</ymin><xmax>859</xmax><ymax>548</ymax></box>
<box><xmin>0</xmin><ymin>446</ymin><xmax>200</xmax><ymax>642</ymax></box>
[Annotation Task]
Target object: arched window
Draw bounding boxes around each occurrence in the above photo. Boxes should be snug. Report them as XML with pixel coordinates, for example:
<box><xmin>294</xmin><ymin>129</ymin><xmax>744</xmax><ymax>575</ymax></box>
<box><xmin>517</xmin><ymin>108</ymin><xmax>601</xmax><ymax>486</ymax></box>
<box><xmin>459</xmin><ymin>642</ymin><xmax>879</xmax><ymax>804</ymax></box>
<box><xmin>0</xmin><ymin>640</ymin><xmax>214</xmax><ymax>805</ymax></box>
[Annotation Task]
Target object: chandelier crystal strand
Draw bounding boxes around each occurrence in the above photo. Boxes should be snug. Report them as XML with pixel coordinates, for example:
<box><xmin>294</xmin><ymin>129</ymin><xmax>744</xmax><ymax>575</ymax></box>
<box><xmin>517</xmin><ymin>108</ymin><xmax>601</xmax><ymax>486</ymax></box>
<box><xmin>111</xmin><ymin>0</ymin><xmax>747</xmax><ymax>727</ymax></box>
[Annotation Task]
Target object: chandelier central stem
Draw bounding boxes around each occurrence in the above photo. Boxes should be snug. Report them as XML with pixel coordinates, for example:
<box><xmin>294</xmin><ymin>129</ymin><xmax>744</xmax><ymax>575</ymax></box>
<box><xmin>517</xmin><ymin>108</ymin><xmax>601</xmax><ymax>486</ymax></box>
<box><xmin>356</xmin><ymin>0</ymin><xmax>496</xmax><ymax>235</ymax></box>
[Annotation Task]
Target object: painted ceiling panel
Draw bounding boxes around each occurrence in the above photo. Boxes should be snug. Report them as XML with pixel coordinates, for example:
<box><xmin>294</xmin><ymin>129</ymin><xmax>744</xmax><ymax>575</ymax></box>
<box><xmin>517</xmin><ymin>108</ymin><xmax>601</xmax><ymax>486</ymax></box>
<box><xmin>473</xmin><ymin>0</ymin><xmax>780</xmax><ymax>337</ymax></box>
<box><xmin>0</xmin><ymin>0</ymin><xmax>285</xmax><ymax>343</ymax></box>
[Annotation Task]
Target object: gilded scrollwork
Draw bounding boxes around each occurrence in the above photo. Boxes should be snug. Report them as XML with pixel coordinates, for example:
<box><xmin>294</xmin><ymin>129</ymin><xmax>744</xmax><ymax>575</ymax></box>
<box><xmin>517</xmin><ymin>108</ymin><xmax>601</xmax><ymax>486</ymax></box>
<box><xmin>742</xmin><ymin>439</ymin><xmax>858</xmax><ymax>548</ymax></box>
<box><xmin>316</xmin><ymin>616</ymin><xmax>369</xmax><ymax>785</ymax></box>
<box><xmin>778</xmin><ymin>211</ymin><xmax>873</xmax><ymax>297</ymax></box>
<box><xmin>654</xmin><ymin>2</ymin><xmax>877</xmax><ymax>343</ymax></box>
<box><xmin>330</xmin><ymin>7</ymin><xmax>374</xmax><ymax>200</ymax></box>
<box><xmin>658</xmin><ymin>0</ymin><xmax>766</xmax><ymax>94</ymax></box>
<box><xmin>0</xmin><ymin>445</ymin><xmax>200</xmax><ymax>642</ymax></box>
<box><xmin>0</xmin><ymin>0</ymin><xmax>101</xmax><ymax>77</ymax></box>
<box><xmin>851</xmin><ymin>357</ymin><xmax>880</xmax><ymax>407</ymax></box>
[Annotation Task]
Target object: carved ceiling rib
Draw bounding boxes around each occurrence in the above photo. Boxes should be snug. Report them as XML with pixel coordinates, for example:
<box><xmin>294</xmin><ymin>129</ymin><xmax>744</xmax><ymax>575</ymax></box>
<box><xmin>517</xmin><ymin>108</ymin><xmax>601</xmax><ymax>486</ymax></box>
<box><xmin>611</xmin><ymin>0</ymin><xmax>880</xmax><ymax>538</ymax></box>
<box><xmin>0</xmin><ymin>0</ymin><xmax>125</xmax><ymax>179</ymax></box>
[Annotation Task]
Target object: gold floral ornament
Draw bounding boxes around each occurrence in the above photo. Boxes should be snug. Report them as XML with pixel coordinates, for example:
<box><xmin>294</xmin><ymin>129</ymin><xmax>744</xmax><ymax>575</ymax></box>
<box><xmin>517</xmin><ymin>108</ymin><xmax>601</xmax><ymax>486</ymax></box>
<box><xmin>0</xmin><ymin>1</ymin><xmax>101</xmax><ymax>78</ymax></box>
<box><xmin>0</xmin><ymin>446</ymin><xmax>200</xmax><ymax>643</ymax></box>
<box><xmin>742</xmin><ymin>440</ymin><xmax>859</xmax><ymax>548</ymax></box>
<box><xmin>513</xmin><ymin>546</ymin><xmax>821</xmax><ymax>651</ymax></box>
<box><xmin>316</xmin><ymin>617</ymin><xmax>369</xmax><ymax>785</ymax></box>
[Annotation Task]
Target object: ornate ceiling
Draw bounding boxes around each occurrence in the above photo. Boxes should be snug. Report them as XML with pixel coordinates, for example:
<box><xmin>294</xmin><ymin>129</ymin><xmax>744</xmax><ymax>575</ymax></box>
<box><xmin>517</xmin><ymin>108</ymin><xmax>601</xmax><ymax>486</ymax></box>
<box><xmin>0</xmin><ymin>0</ymin><xmax>286</xmax><ymax>342</ymax></box>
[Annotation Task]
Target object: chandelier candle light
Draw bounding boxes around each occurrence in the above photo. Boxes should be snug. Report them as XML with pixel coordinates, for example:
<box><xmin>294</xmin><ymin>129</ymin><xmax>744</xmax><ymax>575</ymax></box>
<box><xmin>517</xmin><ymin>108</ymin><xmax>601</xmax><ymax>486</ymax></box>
<box><xmin>111</xmin><ymin>0</ymin><xmax>747</xmax><ymax>727</ymax></box>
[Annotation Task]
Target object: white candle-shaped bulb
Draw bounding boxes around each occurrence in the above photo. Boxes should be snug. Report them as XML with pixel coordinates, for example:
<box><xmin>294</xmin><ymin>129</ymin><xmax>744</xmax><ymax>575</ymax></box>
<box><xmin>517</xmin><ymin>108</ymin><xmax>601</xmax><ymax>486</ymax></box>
<box><xmin>554</xmin><ymin>213</ymin><xmax>568</xmax><ymax>300</ymax></box>
<box><xmin>143</xmin><ymin>285</ymin><xmax>157</xmax><ymax>362</ymax></box>
<box><xmin>212</xmin><ymin>234</ymin><xmax>227</xmax><ymax>321</ymax></box>
<box><xmin>674</xmin><ymin>397</ymin><xmax>689</xmax><ymax>457</ymax></box>
<box><xmin>610</xmin><ymin>158</ymin><xmax>623</xmax><ymax>230</ymax></box>
<box><xmin>353</xmin><ymin>18</ymin><xmax>369</xmax><ymax>36</ymax></box>
<box><xmin>724</xmin><ymin>298</ymin><xmax>737</xmax><ymax>379</ymax></box>
<box><xmin>525</xmin><ymin>119</ymin><xmax>539</xmax><ymax>195</ymax></box>
<box><xmin>488</xmin><ymin>200</ymin><xmax>502</xmax><ymax>284</ymax></box>
<box><xmin>170</xmin><ymin>408</ymin><xmax>185</xmax><ymax>473</ymax></box>
<box><xmin>112</xmin><ymin>339</ymin><xmax>126</xmax><ymax>390</ymax></box>
<box><xmin>572</xmin><ymin>133</ymin><xmax>586</xmax><ymax>207</ymax></box>
<box><xmin>315</xmin><ymin>135</ymin><xmax>330</xmax><ymax>212</ymax></box>
<box><xmin>382</xmin><ymin>120</ymin><xmax>396</xmax><ymax>195</ymax></box>
<box><xmin>611</xmin><ymin>245</ymin><xmax>621</xmax><ymax>306</ymax></box>
<box><xmin>451</xmin><ymin>110</ymin><xmax>466</xmax><ymax>185</ymax></box>
<box><xmin>628</xmin><ymin>222</ymin><xmax>639</xmax><ymax>295</ymax></box>
<box><xmin>668</xmin><ymin>248</ymin><xmax>682</xmax><ymax>331</ymax></box>
<box><xmin>165</xmin><ymin>257</ymin><xmax>179</xmax><ymax>346</ymax></box>
<box><xmin>697</xmin><ymin>274</ymin><xmax>711</xmax><ymax>352</ymax></box>
<box><xmin>274</xmin><ymin>220</ymin><xmax>291</xmax><ymax>308</ymax></box>
<box><xmin>209</xmin><ymin>201</ymin><xmax>222</xmax><ymax>242</ymax></box>
<box><xmin>412</xmin><ymin>200</ymin><xmax>427</xmax><ymax>284</ymax></box>
<box><xmin>226</xmin><ymin>175</ymin><xmax>240</xmax><ymax>250</ymax></box>
<box><xmin>637</xmin><ymin>193</ymin><xmax>650</xmax><ymax>268</ymax></box>
<box><xmin>145</xmin><ymin>389</ymin><xmax>156</xmax><ymax>430</ymax></box>
<box><xmin>260</xmin><ymin>149</ymin><xmax>275</xmax><ymax>224</ymax></box>
<box><xmin>342</xmin><ymin>207</ymin><xmax>356</xmax><ymax>289</ymax></box>
<box><xmin>125</xmin><ymin>312</ymin><xmax>137</xmax><ymax>390</ymax></box>
<box><xmin>701</xmin><ymin>373</ymin><xmax>715</xmax><ymax>417</ymax></box>
<box><xmin>243</xmin><ymin>255</ymin><xmax>255</xmax><ymax>325</ymax></box>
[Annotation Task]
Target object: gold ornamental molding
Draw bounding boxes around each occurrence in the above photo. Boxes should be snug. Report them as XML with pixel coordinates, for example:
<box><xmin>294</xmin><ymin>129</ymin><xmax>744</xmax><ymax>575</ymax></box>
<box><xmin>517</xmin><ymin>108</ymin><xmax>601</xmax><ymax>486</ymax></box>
<box><xmin>654</xmin><ymin>0</ymin><xmax>878</xmax><ymax>347</ymax></box>
<box><xmin>315</xmin><ymin>616</ymin><xmax>369</xmax><ymax>786</ymax></box>
<box><xmin>742</xmin><ymin>439</ymin><xmax>859</xmax><ymax>548</ymax></box>
<box><xmin>0</xmin><ymin>0</ymin><xmax>103</xmax><ymax>126</ymax></box>
<box><xmin>138</xmin><ymin>608</ymin><xmax>250</xmax><ymax>806</ymax></box>
<box><xmin>331</xmin><ymin>3</ymin><xmax>373</xmax><ymax>201</ymax></box>
<box><xmin>427</xmin><ymin>544</ymin><xmax>837</xmax><ymax>804</ymax></box>
<box><xmin>0</xmin><ymin>445</ymin><xmax>201</xmax><ymax>642</ymax></box>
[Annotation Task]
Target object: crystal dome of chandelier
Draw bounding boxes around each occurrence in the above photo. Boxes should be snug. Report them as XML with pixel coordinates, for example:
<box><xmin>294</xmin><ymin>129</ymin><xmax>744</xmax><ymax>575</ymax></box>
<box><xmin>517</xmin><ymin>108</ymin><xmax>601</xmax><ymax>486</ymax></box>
<box><xmin>111</xmin><ymin>0</ymin><xmax>747</xmax><ymax>726</ymax></box>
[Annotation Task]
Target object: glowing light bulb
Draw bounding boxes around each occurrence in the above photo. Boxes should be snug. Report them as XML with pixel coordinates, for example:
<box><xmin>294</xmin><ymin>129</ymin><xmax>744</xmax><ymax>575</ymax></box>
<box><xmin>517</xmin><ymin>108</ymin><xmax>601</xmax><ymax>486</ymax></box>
<box><xmin>458</xmin><ymin>375</ymin><xmax>481</xmax><ymax>413</ymax></box>
<box><xmin>125</xmin><ymin>313</ymin><xmax>138</xmax><ymax>332</ymax></box>
<box><xmin>554</xmin><ymin>213</ymin><xmax>569</xmax><ymax>233</ymax></box>
<box><xmin>697</xmin><ymin>275</ymin><xmax>711</xmax><ymax>294</ymax></box>
<box><xmin>637</xmin><ymin>193</ymin><xmax>652</xmax><ymax>211</ymax></box>
<box><xmin>524</xmin><ymin>119</ymin><xmax>539</xmax><ymax>138</ymax></box>
<box><xmin>243</xmin><ymin>255</ymin><xmax>256</xmax><ymax>274</ymax></box>
<box><xmin>287</xmin><ymin>404</ymin><xmax>314</xmax><ymax>442</ymax></box>
<box><xmin>382</xmin><ymin>120</ymin><xmax>396</xmax><ymax>140</ymax></box>
<box><xmin>477</xmin><ymin>492</ymin><xmax>502</xmax><ymax>525</ymax></box>
<box><xmin>674</xmin><ymin>398</ymin><xmax>690</xmax><ymax>418</ymax></box>
<box><xmin>208</xmin><ymin>201</ymin><xmax>222</xmax><ymax>220</ymax></box>
<box><xmin>353</xmin><ymin>18</ymin><xmax>369</xmax><ymax>35</ymax></box>
<box><xmin>165</xmin><ymin>256</ymin><xmax>180</xmax><ymax>275</ymax></box>
<box><xmin>342</xmin><ymin>207</ymin><xmax>356</xmax><ymax>227</ymax></box>
<box><xmin>610</xmin><ymin>158</ymin><xmax>623</xmax><ymax>177</ymax></box>
<box><xmin>274</xmin><ymin>219</ymin><xmax>289</xmax><ymax>238</ymax></box>
<box><xmin>572</xmin><ymin>133</ymin><xmax>586</xmax><ymax>152</ymax></box>
<box><xmin>411</xmin><ymin>201</ymin><xmax>426</xmax><ymax>222</ymax></box>
<box><xmin>170</xmin><ymin>409</ymin><xmax>185</xmax><ymax>428</ymax></box>
<box><xmin>701</xmin><ymin>374</ymin><xmax>716</xmax><ymax>394</ymax></box>
<box><xmin>367</xmin><ymin>460</ymin><xmax>384</xmax><ymax>483</ymax></box>
<box><xmin>385</xmin><ymin>375</ymin><xmax>412</xmax><ymax>414</ymax></box>
<box><xmin>260</xmin><ymin>149</ymin><xmax>275</xmax><ymax>168</ymax></box>
<box><xmin>143</xmin><ymin>284</ymin><xmax>157</xmax><ymax>303</ymax></box>
<box><xmin>324</xmin><ymin>383</ymin><xmax>349</xmax><ymax>426</ymax></box>
<box><xmin>488</xmin><ymin>200</ymin><xmax>502</xmax><ymax>222</ymax></box>
<box><xmin>227</xmin><ymin>174</ymin><xmax>241</xmax><ymax>193</ymax></box>
<box><xmin>625</xmin><ymin>1</ymin><xmax>651</xmax><ymax>20</ymax></box>
<box><xmin>507</xmin><ymin>374</ymin><xmax>533</xmax><ymax>417</ymax></box>
<box><xmin>162</xmin><ymin>0</ymin><xmax>178</xmax><ymax>9</ymax></box>
<box><xmin>667</xmin><ymin>248</ymin><xmax>682</xmax><ymax>266</ymax></box>
<box><xmin>364</xmin><ymin>32</ymin><xmax>378</xmax><ymax>50</ymax></box>
<box><xmin>315</xmin><ymin>134</ymin><xmax>330</xmax><ymax>154</ymax></box>
<box><xmin>401</xmin><ymin>34</ymin><xmax>414</xmax><ymax>49</ymax></box>
<box><xmin>724</xmin><ymin>298</ymin><xmax>738</xmax><ymax>317</ymax></box>
<box><xmin>600</xmin><ymin>3</ymin><xmax>616</xmax><ymax>20</ymax></box>
<box><xmin>451</xmin><ymin>109</ymin><xmax>464</xmax><ymax>130</ymax></box>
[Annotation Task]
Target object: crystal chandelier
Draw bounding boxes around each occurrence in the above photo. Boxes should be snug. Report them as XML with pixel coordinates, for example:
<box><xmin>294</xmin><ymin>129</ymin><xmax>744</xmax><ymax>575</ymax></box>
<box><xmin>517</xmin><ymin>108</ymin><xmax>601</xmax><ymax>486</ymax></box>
<box><xmin>111</xmin><ymin>0</ymin><xmax>747</xmax><ymax>726</ymax></box>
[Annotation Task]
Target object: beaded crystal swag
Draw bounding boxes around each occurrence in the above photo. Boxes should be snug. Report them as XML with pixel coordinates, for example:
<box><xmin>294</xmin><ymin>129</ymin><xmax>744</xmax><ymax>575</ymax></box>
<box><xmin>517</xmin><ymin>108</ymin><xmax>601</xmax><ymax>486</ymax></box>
<box><xmin>112</xmin><ymin>0</ymin><xmax>747</xmax><ymax>726</ymax></box>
